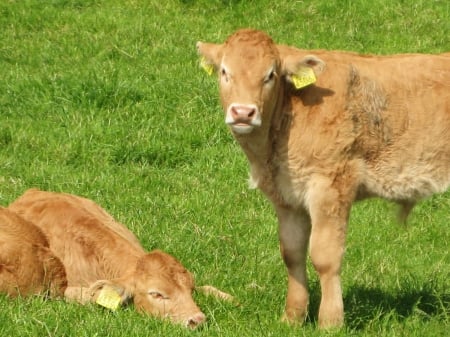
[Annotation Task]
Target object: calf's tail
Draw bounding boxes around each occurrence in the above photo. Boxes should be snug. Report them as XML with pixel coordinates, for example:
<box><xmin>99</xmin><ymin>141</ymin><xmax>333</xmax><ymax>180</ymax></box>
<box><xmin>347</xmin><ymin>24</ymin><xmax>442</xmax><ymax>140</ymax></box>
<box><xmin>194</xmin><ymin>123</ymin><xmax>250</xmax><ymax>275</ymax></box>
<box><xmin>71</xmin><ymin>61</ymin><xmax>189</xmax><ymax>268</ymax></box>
<box><xmin>196</xmin><ymin>285</ymin><xmax>239</xmax><ymax>305</ymax></box>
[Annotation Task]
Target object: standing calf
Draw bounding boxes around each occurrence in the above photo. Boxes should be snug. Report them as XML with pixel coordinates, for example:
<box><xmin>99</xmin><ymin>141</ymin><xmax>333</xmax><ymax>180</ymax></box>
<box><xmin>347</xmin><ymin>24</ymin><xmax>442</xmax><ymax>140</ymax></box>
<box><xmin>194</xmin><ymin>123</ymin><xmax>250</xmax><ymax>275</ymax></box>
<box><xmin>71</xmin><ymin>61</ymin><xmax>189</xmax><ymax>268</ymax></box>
<box><xmin>197</xmin><ymin>28</ymin><xmax>450</xmax><ymax>328</ymax></box>
<box><xmin>9</xmin><ymin>189</ymin><xmax>206</xmax><ymax>328</ymax></box>
<box><xmin>0</xmin><ymin>207</ymin><xmax>67</xmax><ymax>298</ymax></box>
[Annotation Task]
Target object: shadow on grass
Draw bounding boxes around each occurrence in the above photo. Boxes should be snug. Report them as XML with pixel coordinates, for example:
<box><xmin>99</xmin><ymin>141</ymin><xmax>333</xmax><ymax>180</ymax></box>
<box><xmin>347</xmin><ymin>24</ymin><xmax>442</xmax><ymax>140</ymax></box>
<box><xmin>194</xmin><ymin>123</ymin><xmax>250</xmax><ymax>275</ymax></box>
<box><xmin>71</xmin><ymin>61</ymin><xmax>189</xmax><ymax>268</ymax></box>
<box><xmin>305</xmin><ymin>282</ymin><xmax>449</xmax><ymax>329</ymax></box>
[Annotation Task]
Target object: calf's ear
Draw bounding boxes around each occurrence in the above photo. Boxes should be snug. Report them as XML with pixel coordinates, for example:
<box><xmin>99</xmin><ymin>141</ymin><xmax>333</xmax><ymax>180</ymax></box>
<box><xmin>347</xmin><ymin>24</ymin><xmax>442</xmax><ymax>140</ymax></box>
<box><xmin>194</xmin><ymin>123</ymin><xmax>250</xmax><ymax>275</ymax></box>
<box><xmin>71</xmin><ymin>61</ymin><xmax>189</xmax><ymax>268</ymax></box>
<box><xmin>196</xmin><ymin>42</ymin><xmax>223</xmax><ymax>75</ymax></box>
<box><xmin>88</xmin><ymin>279</ymin><xmax>134</xmax><ymax>310</ymax></box>
<box><xmin>278</xmin><ymin>45</ymin><xmax>326</xmax><ymax>89</ymax></box>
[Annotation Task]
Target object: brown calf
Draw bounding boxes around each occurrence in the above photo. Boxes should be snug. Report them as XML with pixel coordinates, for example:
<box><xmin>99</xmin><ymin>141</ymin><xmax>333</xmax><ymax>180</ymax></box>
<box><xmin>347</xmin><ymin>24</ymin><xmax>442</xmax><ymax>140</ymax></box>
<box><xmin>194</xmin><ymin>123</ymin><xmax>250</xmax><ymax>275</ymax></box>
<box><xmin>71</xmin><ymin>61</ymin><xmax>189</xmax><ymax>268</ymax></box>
<box><xmin>9</xmin><ymin>189</ymin><xmax>206</xmax><ymax>328</ymax></box>
<box><xmin>197</xmin><ymin>28</ymin><xmax>450</xmax><ymax>328</ymax></box>
<box><xmin>0</xmin><ymin>207</ymin><xmax>67</xmax><ymax>298</ymax></box>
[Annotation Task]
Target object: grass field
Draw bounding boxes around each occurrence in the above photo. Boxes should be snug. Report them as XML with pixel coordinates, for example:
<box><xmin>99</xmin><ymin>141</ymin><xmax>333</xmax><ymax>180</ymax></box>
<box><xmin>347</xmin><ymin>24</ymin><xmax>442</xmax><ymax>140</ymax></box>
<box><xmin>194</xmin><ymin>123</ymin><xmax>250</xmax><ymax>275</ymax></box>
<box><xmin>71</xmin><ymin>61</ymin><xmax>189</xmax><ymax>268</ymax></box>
<box><xmin>0</xmin><ymin>0</ymin><xmax>449</xmax><ymax>336</ymax></box>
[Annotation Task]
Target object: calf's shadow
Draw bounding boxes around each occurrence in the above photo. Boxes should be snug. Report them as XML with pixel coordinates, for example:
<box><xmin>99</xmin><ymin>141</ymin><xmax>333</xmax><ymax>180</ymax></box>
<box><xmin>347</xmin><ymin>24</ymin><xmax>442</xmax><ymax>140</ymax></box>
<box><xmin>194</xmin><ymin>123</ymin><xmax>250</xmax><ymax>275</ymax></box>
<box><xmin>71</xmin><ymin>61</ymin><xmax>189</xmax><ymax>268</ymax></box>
<box><xmin>306</xmin><ymin>281</ymin><xmax>449</xmax><ymax>329</ymax></box>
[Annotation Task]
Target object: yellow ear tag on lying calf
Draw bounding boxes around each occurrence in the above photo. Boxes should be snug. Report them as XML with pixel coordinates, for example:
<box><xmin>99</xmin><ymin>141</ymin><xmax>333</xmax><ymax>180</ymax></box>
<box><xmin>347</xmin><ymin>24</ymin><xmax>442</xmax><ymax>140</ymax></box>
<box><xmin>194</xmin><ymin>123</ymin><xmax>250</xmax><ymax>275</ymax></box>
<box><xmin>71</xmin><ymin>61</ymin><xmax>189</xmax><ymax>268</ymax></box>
<box><xmin>200</xmin><ymin>57</ymin><xmax>214</xmax><ymax>76</ymax></box>
<box><xmin>291</xmin><ymin>67</ymin><xmax>316</xmax><ymax>89</ymax></box>
<box><xmin>96</xmin><ymin>286</ymin><xmax>121</xmax><ymax>311</ymax></box>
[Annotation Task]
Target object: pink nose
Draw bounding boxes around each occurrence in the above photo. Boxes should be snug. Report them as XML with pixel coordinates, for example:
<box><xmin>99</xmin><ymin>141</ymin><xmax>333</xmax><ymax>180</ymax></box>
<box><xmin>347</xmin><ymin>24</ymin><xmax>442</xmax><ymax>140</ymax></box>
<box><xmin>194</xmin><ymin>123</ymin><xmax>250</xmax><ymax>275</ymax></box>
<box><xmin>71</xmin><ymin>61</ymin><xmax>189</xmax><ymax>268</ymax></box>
<box><xmin>186</xmin><ymin>312</ymin><xmax>206</xmax><ymax>328</ymax></box>
<box><xmin>231</xmin><ymin>105</ymin><xmax>256</xmax><ymax>123</ymax></box>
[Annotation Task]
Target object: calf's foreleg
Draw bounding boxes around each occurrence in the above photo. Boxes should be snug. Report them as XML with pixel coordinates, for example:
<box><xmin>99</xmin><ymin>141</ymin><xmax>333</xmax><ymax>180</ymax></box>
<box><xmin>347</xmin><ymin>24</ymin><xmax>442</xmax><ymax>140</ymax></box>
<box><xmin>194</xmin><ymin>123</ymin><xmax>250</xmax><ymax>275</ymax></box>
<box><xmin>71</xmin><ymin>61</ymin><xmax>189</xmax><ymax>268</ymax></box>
<box><xmin>308</xmin><ymin>178</ymin><xmax>351</xmax><ymax>328</ymax></box>
<box><xmin>277</xmin><ymin>206</ymin><xmax>311</xmax><ymax>324</ymax></box>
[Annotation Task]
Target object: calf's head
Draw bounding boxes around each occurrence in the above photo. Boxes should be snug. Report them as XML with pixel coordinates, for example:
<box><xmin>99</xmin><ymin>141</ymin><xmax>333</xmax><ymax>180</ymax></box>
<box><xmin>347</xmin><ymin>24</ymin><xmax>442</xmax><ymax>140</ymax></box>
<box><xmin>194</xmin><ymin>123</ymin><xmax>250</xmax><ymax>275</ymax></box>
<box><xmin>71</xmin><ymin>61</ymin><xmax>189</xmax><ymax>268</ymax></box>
<box><xmin>89</xmin><ymin>250</ymin><xmax>205</xmax><ymax>328</ymax></box>
<box><xmin>197</xmin><ymin>29</ymin><xmax>325</xmax><ymax>135</ymax></box>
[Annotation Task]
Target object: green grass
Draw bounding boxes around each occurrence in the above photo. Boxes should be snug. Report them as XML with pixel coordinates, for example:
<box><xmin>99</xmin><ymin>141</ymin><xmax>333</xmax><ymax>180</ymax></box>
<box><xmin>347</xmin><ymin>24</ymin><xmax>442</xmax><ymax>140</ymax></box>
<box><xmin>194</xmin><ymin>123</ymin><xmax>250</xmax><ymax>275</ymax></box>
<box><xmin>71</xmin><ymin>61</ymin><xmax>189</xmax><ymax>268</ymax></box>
<box><xmin>0</xmin><ymin>0</ymin><xmax>449</xmax><ymax>336</ymax></box>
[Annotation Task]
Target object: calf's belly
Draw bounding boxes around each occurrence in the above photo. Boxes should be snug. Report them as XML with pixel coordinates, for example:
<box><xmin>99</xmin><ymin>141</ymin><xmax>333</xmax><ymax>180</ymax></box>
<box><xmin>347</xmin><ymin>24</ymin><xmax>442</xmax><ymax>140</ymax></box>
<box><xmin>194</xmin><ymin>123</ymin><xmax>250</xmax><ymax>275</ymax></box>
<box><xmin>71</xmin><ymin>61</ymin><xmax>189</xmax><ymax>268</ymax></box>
<box><xmin>363</xmin><ymin>162</ymin><xmax>450</xmax><ymax>202</ymax></box>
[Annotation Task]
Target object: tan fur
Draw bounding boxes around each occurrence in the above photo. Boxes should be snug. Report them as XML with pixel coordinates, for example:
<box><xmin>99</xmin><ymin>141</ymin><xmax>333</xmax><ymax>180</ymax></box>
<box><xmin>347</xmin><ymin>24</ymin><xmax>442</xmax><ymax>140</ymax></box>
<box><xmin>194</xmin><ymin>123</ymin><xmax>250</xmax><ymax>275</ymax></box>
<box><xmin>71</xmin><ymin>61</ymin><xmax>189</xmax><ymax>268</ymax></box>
<box><xmin>197</xmin><ymin>28</ymin><xmax>450</xmax><ymax>328</ymax></box>
<box><xmin>0</xmin><ymin>207</ymin><xmax>67</xmax><ymax>298</ymax></box>
<box><xmin>8</xmin><ymin>189</ymin><xmax>205</xmax><ymax>328</ymax></box>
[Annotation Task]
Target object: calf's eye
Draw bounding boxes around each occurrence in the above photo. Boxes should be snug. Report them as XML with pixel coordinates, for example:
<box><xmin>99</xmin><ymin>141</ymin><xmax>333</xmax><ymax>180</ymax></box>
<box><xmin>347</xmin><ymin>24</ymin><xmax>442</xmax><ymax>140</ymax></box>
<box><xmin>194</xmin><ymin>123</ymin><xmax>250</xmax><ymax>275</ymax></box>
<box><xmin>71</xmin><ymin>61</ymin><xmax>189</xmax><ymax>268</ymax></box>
<box><xmin>220</xmin><ymin>67</ymin><xmax>229</xmax><ymax>82</ymax></box>
<box><xmin>148</xmin><ymin>291</ymin><xmax>168</xmax><ymax>300</ymax></box>
<box><xmin>264</xmin><ymin>70</ymin><xmax>276</xmax><ymax>84</ymax></box>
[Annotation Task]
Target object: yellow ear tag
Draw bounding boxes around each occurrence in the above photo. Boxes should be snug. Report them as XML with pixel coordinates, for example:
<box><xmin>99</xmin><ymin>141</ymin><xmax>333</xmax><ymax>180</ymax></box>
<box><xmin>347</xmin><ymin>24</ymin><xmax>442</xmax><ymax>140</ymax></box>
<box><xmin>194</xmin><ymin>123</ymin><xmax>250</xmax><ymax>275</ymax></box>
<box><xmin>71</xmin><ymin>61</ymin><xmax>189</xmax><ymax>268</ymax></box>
<box><xmin>200</xmin><ymin>57</ymin><xmax>214</xmax><ymax>76</ymax></box>
<box><xmin>291</xmin><ymin>67</ymin><xmax>316</xmax><ymax>89</ymax></box>
<box><xmin>96</xmin><ymin>286</ymin><xmax>121</xmax><ymax>311</ymax></box>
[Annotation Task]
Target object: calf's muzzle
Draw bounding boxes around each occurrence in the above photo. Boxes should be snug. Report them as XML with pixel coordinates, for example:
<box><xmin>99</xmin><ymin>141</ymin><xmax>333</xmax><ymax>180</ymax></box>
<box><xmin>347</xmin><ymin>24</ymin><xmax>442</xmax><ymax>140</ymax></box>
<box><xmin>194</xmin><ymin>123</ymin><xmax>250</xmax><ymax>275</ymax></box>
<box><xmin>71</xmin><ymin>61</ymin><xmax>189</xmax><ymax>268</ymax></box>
<box><xmin>226</xmin><ymin>103</ymin><xmax>261</xmax><ymax>134</ymax></box>
<box><xmin>186</xmin><ymin>312</ymin><xmax>206</xmax><ymax>328</ymax></box>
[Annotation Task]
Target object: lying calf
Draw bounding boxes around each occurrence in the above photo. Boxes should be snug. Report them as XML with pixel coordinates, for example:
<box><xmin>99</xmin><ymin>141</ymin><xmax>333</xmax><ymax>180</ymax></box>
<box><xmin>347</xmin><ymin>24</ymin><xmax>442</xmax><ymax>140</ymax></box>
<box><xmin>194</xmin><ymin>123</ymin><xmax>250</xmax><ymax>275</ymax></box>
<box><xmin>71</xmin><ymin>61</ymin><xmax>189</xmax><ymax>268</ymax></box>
<box><xmin>0</xmin><ymin>207</ymin><xmax>67</xmax><ymax>298</ymax></box>
<box><xmin>9</xmin><ymin>189</ymin><xmax>212</xmax><ymax>328</ymax></box>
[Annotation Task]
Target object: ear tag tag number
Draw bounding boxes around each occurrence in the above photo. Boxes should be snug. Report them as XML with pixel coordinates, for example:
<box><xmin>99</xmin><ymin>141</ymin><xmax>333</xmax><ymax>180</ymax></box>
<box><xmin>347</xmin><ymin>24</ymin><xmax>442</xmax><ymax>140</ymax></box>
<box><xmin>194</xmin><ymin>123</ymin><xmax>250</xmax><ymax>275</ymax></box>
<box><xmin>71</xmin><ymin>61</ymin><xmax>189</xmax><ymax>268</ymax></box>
<box><xmin>291</xmin><ymin>67</ymin><xmax>316</xmax><ymax>89</ymax></box>
<box><xmin>200</xmin><ymin>57</ymin><xmax>214</xmax><ymax>76</ymax></box>
<box><xmin>96</xmin><ymin>286</ymin><xmax>121</xmax><ymax>311</ymax></box>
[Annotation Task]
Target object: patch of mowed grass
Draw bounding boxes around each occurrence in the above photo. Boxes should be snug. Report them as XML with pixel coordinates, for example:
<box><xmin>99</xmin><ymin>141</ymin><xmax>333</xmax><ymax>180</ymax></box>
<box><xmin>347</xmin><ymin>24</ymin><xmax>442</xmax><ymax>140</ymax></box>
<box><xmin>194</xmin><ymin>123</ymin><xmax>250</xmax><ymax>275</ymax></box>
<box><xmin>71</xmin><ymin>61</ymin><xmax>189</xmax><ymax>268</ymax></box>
<box><xmin>0</xmin><ymin>0</ymin><xmax>449</xmax><ymax>336</ymax></box>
